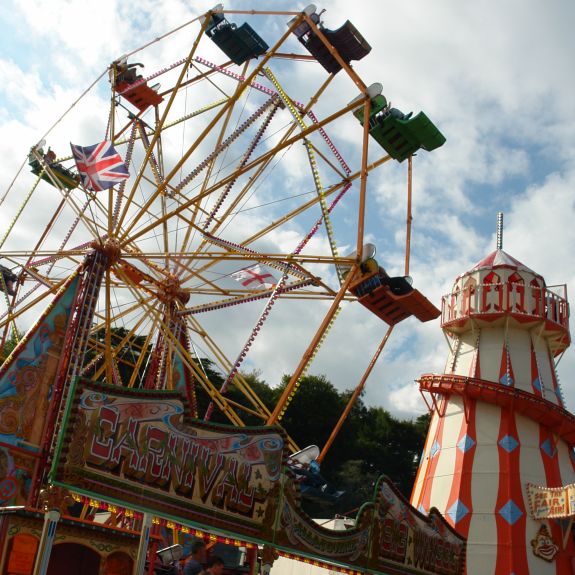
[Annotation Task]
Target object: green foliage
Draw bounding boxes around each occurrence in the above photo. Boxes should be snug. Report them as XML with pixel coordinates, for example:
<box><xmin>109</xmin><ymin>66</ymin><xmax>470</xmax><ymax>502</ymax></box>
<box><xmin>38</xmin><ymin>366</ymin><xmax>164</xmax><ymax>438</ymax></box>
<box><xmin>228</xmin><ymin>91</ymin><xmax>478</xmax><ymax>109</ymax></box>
<box><xmin>0</xmin><ymin>327</ymin><xmax>24</xmax><ymax>364</ymax></box>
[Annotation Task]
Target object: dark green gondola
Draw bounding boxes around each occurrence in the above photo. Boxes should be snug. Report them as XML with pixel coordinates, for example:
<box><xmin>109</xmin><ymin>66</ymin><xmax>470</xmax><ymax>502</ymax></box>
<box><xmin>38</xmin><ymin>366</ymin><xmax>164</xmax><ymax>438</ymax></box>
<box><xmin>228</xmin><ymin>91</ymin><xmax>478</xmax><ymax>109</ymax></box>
<box><xmin>204</xmin><ymin>11</ymin><xmax>268</xmax><ymax>66</ymax></box>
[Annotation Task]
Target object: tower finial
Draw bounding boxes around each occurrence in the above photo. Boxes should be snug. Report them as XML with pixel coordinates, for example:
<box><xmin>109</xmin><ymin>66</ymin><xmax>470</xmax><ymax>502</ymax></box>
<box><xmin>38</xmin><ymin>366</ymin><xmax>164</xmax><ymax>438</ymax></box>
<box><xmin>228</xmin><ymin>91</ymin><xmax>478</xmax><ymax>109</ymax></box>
<box><xmin>496</xmin><ymin>212</ymin><xmax>503</xmax><ymax>250</ymax></box>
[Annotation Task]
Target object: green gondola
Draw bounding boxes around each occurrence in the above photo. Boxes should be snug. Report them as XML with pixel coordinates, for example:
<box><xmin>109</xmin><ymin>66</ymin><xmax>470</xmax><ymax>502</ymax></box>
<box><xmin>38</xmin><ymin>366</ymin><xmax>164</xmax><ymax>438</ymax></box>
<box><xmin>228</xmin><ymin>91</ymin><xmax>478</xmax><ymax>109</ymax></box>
<box><xmin>354</xmin><ymin>95</ymin><xmax>446</xmax><ymax>162</ymax></box>
<box><xmin>205</xmin><ymin>12</ymin><xmax>268</xmax><ymax>66</ymax></box>
<box><xmin>29</xmin><ymin>157</ymin><xmax>79</xmax><ymax>190</ymax></box>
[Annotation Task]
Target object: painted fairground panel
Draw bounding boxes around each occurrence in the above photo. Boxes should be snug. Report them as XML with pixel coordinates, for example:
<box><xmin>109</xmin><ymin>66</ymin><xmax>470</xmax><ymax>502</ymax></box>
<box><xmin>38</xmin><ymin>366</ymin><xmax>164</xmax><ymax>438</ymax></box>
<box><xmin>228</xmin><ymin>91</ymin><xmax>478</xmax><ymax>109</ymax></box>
<box><xmin>0</xmin><ymin>446</ymin><xmax>36</xmax><ymax>506</ymax></box>
<box><xmin>275</xmin><ymin>476</ymin><xmax>466</xmax><ymax>575</ymax></box>
<box><xmin>0</xmin><ymin>273</ymin><xmax>82</xmax><ymax>506</ymax></box>
<box><xmin>0</xmin><ymin>508</ymin><xmax>139</xmax><ymax>575</ymax></box>
<box><xmin>51</xmin><ymin>378</ymin><xmax>287</xmax><ymax>539</ymax></box>
<box><xmin>369</xmin><ymin>479</ymin><xmax>465</xmax><ymax>574</ymax></box>
<box><xmin>0</xmin><ymin>274</ymin><xmax>80</xmax><ymax>451</ymax></box>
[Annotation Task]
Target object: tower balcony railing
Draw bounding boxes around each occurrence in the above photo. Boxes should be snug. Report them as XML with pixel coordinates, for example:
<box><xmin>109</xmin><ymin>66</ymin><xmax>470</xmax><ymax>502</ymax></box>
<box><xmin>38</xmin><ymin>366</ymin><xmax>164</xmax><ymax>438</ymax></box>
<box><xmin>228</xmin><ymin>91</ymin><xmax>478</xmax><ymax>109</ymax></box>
<box><xmin>441</xmin><ymin>282</ymin><xmax>570</xmax><ymax>332</ymax></box>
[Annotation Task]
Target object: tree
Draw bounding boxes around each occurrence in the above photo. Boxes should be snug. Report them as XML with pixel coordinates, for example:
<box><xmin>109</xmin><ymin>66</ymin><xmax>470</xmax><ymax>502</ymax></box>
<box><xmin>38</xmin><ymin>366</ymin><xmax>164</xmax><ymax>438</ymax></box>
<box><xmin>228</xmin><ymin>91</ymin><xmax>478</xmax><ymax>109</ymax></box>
<box><xmin>267</xmin><ymin>374</ymin><xmax>429</xmax><ymax>515</ymax></box>
<box><xmin>0</xmin><ymin>327</ymin><xmax>24</xmax><ymax>363</ymax></box>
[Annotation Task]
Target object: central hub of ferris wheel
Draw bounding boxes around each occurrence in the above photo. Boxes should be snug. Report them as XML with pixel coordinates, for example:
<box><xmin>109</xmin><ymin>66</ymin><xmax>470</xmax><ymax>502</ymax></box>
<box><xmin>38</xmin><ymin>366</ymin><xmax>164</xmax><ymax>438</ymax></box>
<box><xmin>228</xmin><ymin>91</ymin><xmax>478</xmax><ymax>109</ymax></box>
<box><xmin>91</xmin><ymin>236</ymin><xmax>122</xmax><ymax>266</ymax></box>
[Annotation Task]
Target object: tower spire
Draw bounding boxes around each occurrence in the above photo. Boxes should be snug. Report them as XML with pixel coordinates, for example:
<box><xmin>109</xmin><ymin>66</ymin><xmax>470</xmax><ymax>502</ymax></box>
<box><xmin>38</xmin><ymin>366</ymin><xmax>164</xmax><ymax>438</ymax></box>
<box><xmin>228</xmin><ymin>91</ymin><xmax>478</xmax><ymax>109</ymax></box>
<box><xmin>496</xmin><ymin>212</ymin><xmax>503</xmax><ymax>250</ymax></box>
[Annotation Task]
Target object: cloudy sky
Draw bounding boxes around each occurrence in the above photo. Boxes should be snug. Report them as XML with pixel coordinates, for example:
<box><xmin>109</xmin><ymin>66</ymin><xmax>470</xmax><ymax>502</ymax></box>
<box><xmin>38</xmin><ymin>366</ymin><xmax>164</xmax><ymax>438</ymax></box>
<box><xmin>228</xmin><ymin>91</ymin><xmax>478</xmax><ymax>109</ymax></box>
<box><xmin>0</xmin><ymin>0</ymin><xmax>574</xmax><ymax>424</ymax></box>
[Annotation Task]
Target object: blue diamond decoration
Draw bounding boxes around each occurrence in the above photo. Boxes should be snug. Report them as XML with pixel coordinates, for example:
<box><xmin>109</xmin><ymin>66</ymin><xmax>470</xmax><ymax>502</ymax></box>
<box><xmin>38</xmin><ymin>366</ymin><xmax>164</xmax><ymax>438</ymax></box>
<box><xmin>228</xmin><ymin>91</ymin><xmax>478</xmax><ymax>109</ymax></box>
<box><xmin>500</xmin><ymin>373</ymin><xmax>514</xmax><ymax>386</ymax></box>
<box><xmin>499</xmin><ymin>435</ymin><xmax>519</xmax><ymax>453</ymax></box>
<box><xmin>457</xmin><ymin>434</ymin><xmax>476</xmax><ymax>453</ymax></box>
<box><xmin>541</xmin><ymin>438</ymin><xmax>556</xmax><ymax>458</ymax></box>
<box><xmin>447</xmin><ymin>500</ymin><xmax>469</xmax><ymax>524</ymax></box>
<box><xmin>430</xmin><ymin>440</ymin><xmax>440</xmax><ymax>458</ymax></box>
<box><xmin>499</xmin><ymin>500</ymin><xmax>523</xmax><ymax>525</ymax></box>
<box><xmin>532</xmin><ymin>377</ymin><xmax>541</xmax><ymax>392</ymax></box>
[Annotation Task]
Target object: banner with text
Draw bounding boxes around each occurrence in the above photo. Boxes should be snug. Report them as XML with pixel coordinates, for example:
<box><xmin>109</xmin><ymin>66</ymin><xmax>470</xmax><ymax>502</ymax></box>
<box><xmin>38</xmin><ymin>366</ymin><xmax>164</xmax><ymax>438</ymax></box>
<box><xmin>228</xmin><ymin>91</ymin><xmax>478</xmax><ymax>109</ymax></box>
<box><xmin>51</xmin><ymin>379</ymin><xmax>465</xmax><ymax>575</ymax></box>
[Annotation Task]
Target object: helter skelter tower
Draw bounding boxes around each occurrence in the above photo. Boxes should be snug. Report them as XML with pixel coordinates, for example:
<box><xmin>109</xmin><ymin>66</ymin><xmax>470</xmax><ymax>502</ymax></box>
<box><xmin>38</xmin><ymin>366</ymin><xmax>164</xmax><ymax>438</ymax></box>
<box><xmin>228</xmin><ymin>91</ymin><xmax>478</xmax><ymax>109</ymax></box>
<box><xmin>411</xmin><ymin>214</ymin><xmax>575</xmax><ymax>574</ymax></box>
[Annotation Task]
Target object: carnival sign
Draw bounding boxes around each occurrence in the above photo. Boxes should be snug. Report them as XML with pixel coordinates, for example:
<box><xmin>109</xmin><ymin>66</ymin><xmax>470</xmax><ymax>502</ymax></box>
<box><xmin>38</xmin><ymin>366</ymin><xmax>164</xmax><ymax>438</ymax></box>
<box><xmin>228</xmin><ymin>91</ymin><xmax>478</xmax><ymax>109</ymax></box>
<box><xmin>527</xmin><ymin>483</ymin><xmax>575</xmax><ymax>519</ymax></box>
<box><xmin>51</xmin><ymin>379</ymin><xmax>286</xmax><ymax>539</ymax></box>
<box><xmin>51</xmin><ymin>379</ymin><xmax>466</xmax><ymax>575</ymax></box>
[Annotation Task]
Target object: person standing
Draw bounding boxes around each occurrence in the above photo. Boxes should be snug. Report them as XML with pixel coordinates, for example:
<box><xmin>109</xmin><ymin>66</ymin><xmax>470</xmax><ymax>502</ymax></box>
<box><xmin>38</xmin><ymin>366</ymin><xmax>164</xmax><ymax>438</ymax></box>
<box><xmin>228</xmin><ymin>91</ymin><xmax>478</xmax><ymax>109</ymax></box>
<box><xmin>183</xmin><ymin>540</ymin><xmax>206</xmax><ymax>575</ymax></box>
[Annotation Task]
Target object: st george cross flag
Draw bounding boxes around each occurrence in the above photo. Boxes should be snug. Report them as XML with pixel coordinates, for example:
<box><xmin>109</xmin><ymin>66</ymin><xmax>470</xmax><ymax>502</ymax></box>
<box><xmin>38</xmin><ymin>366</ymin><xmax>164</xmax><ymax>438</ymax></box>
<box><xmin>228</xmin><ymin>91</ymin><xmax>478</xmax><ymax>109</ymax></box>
<box><xmin>231</xmin><ymin>264</ymin><xmax>277</xmax><ymax>290</ymax></box>
<box><xmin>70</xmin><ymin>140</ymin><xmax>130</xmax><ymax>192</ymax></box>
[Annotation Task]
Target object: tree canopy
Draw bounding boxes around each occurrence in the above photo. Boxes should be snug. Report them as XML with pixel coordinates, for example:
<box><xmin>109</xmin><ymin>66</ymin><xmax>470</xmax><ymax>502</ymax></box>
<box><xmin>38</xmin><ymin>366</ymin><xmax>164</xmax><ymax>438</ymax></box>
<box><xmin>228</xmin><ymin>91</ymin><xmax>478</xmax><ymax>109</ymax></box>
<box><xmin>223</xmin><ymin>371</ymin><xmax>430</xmax><ymax>516</ymax></box>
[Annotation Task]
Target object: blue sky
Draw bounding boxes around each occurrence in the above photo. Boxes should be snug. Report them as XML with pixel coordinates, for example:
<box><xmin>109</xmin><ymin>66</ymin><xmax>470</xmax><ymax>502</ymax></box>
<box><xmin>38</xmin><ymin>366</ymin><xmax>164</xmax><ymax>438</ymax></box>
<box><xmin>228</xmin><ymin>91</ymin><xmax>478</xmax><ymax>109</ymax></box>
<box><xmin>0</xmin><ymin>0</ymin><xmax>574</xmax><ymax>421</ymax></box>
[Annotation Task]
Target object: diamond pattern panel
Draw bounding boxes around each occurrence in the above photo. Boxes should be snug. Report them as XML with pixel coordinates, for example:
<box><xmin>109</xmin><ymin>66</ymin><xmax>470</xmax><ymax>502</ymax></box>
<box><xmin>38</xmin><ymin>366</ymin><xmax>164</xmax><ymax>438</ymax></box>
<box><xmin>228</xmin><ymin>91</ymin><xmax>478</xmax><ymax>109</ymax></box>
<box><xmin>499</xmin><ymin>435</ymin><xmax>519</xmax><ymax>453</ymax></box>
<box><xmin>457</xmin><ymin>434</ymin><xmax>476</xmax><ymax>453</ymax></box>
<box><xmin>541</xmin><ymin>438</ymin><xmax>556</xmax><ymax>458</ymax></box>
<box><xmin>447</xmin><ymin>500</ymin><xmax>469</xmax><ymax>525</ymax></box>
<box><xmin>499</xmin><ymin>500</ymin><xmax>523</xmax><ymax>526</ymax></box>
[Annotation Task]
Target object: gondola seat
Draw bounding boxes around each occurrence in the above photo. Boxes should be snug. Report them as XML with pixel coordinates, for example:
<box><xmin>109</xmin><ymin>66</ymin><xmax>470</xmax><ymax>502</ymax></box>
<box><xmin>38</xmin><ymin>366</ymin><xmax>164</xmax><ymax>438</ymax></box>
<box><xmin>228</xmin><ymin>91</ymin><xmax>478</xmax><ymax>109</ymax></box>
<box><xmin>0</xmin><ymin>265</ymin><xmax>17</xmax><ymax>296</ymax></box>
<box><xmin>205</xmin><ymin>13</ymin><xmax>268</xmax><ymax>65</ymax></box>
<box><xmin>350</xmin><ymin>272</ymin><xmax>440</xmax><ymax>325</ymax></box>
<box><xmin>29</xmin><ymin>157</ymin><xmax>79</xmax><ymax>190</ymax></box>
<box><xmin>115</xmin><ymin>81</ymin><xmax>163</xmax><ymax>112</ymax></box>
<box><xmin>296</xmin><ymin>18</ymin><xmax>371</xmax><ymax>74</ymax></box>
<box><xmin>354</xmin><ymin>95</ymin><xmax>446</xmax><ymax>162</ymax></box>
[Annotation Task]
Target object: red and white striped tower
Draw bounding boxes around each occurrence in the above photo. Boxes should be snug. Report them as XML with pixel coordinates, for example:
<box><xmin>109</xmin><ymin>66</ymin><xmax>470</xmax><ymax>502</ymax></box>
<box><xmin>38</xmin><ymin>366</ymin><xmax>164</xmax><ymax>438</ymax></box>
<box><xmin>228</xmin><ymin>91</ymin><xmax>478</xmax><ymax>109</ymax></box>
<box><xmin>411</xmin><ymin>214</ymin><xmax>575</xmax><ymax>574</ymax></box>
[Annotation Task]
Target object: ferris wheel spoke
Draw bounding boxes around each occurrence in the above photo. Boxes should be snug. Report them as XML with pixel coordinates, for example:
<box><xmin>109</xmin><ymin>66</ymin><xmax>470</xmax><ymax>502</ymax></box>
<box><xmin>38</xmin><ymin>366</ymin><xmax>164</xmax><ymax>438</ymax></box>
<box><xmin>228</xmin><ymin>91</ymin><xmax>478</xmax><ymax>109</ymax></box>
<box><xmin>198</xmin><ymin>73</ymin><xmax>338</xmax><ymax>248</ymax></box>
<box><xmin>198</xmin><ymin>101</ymin><xmax>281</xmax><ymax>241</ymax></box>
<box><xmin>110</xmin><ymin>120</ymin><xmax>139</xmax><ymax>231</ymax></box>
<box><xmin>172</xmin><ymin>95</ymin><xmax>278</xmax><ymax>199</ymax></box>
<box><xmin>118</xmin><ymin>18</ymin><xmax>305</xmax><ymax>245</ymax></box>
<box><xmin>114</xmin><ymin>22</ymin><xmax>209</xmax><ymax>235</ymax></box>
<box><xmin>118</xmin><ymin>100</ymin><xmax>359</xmax><ymax>252</ymax></box>
<box><xmin>265</xmin><ymin>67</ymin><xmax>341</xmax><ymax>275</ymax></box>
<box><xmin>0</xmin><ymin>176</ymin><xmax>43</xmax><ymax>251</ymax></box>
<box><xmin>174</xmin><ymin>104</ymin><xmax>282</xmax><ymax>275</ymax></box>
<box><xmin>176</xmin><ymin>79</ymin><xmax>251</xmax><ymax>255</ymax></box>
<box><xmin>87</xmin><ymin>299</ymin><xmax>156</xmax><ymax>383</ymax></box>
<box><xmin>126</xmin><ymin>317</ymin><xmax>159</xmax><ymax>389</ymax></box>
<box><xmin>186</xmin><ymin>313</ymin><xmax>298</xmax><ymax>452</ymax></box>
<box><xmin>91</xmin><ymin>289</ymin><xmax>157</xmax><ymax>330</ymax></box>
<box><xmin>127</xmin><ymin>295</ymin><xmax>247</xmax><ymax>425</ymax></box>
<box><xmin>181</xmin><ymin>315</ymin><xmax>257</xmax><ymax>428</ymax></box>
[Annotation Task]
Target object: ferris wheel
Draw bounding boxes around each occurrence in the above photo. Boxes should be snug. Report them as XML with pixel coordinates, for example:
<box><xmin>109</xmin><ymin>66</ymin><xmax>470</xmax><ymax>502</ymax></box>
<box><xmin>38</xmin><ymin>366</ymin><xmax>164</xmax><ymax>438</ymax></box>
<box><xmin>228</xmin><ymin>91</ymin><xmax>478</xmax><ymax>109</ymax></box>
<box><xmin>0</xmin><ymin>5</ymin><xmax>444</xmax><ymax>458</ymax></box>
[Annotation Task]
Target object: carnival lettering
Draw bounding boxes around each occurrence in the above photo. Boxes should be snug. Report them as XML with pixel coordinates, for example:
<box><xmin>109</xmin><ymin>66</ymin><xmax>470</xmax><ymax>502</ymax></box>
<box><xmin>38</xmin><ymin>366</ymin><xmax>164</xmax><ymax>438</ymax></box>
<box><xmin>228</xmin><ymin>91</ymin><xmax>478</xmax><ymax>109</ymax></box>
<box><xmin>380</xmin><ymin>517</ymin><xmax>407</xmax><ymax>562</ymax></box>
<box><xmin>408</xmin><ymin>527</ymin><xmax>462</xmax><ymax>575</ymax></box>
<box><xmin>86</xmin><ymin>405</ymin><xmax>266</xmax><ymax>516</ymax></box>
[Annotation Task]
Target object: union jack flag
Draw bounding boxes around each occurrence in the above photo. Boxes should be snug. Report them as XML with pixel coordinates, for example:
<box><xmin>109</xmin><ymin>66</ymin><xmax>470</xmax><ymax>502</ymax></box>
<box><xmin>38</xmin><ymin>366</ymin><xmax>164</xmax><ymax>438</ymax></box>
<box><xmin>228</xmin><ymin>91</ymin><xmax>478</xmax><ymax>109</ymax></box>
<box><xmin>70</xmin><ymin>140</ymin><xmax>129</xmax><ymax>192</ymax></box>
<box><xmin>231</xmin><ymin>264</ymin><xmax>277</xmax><ymax>290</ymax></box>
